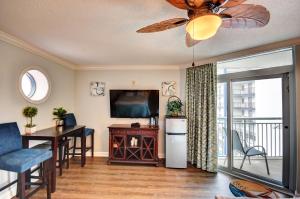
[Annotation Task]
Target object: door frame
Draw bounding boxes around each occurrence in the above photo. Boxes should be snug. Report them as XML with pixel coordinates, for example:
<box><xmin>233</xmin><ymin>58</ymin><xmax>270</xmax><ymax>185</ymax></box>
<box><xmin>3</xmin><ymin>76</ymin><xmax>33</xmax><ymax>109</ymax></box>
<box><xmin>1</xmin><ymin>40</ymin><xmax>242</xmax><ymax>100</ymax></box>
<box><xmin>217</xmin><ymin>65</ymin><xmax>296</xmax><ymax>192</ymax></box>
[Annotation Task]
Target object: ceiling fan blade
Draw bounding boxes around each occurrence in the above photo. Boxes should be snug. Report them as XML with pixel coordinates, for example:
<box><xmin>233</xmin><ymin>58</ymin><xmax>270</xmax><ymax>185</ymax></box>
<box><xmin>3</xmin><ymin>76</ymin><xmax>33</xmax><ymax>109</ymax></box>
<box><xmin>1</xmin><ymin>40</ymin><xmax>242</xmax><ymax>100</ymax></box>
<box><xmin>137</xmin><ymin>18</ymin><xmax>188</xmax><ymax>33</ymax></box>
<box><xmin>220</xmin><ymin>0</ymin><xmax>246</xmax><ymax>8</ymax></box>
<box><xmin>186</xmin><ymin>33</ymin><xmax>201</xmax><ymax>47</ymax></box>
<box><xmin>220</xmin><ymin>4</ymin><xmax>270</xmax><ymax>28</ymax></box>
<box><xmin>166</xmin><ymin>0</ymin><xmax>188</xmax><ymax>9</ymax></box>
<box><xmin>166</xmin><ymin>0</ymin><xmax>209</xmax><ymax>10</ymax></box>
<box><xmin>194</xmin><ymin>0</ymin><xmax>205</xmax><ymax>7</ymax></box>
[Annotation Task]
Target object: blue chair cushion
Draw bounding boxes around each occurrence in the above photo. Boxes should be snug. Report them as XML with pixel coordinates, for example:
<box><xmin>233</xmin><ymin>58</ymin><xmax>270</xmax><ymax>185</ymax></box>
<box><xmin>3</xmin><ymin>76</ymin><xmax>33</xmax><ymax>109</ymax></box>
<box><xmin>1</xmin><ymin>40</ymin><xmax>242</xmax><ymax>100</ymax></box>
<box><xmin>0</xmin><ymin>123</ymin><xmax>22</xmax><ymax>156</ymax></box>
<box><xmin>64</xmin><ymin>113</ymin><xmax>77</xmax><ymax>127</ymax></box>
<box><xmin>0</xmin><ymin>149</ymin><xmax>52</xmax><ymax>173</ymax></box>
<box><xmin>84</xmin><ymin>128</ymin><xmax>94</xmax><ymax>136</ymax></box>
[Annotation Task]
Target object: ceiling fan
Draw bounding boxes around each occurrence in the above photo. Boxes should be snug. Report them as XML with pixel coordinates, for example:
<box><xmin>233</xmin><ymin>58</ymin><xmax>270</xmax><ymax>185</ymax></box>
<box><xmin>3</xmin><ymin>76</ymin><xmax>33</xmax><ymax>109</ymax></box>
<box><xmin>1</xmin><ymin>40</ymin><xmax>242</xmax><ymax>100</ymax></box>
<box><xmin>136</xmin><ymin>0</ymin><xmax>270</xmax><ymax>47</ymax></box>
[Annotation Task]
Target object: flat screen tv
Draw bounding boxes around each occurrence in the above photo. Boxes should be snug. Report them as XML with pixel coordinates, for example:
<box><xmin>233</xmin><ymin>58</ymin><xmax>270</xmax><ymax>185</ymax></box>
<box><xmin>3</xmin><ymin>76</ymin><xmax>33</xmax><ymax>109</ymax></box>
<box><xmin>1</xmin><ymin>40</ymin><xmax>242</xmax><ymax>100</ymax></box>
<box><xmin>110</xmin><ymin>90</ymin><xmax>159</xmax><ymax>118</ymax></box>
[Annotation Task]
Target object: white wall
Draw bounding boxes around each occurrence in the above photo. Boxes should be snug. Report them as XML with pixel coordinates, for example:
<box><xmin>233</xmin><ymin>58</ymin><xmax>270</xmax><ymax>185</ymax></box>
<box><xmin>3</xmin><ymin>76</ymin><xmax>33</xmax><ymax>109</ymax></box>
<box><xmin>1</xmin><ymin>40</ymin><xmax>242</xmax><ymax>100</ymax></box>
<box><xmin>0</xmin><ymin>40</ymin><xmax>75</xmax><ymax>198</ymax></box>
<box><xmin>74</xmin><ymin>69</ymin><xmax>181</xmax><ymax>156</ymax></box>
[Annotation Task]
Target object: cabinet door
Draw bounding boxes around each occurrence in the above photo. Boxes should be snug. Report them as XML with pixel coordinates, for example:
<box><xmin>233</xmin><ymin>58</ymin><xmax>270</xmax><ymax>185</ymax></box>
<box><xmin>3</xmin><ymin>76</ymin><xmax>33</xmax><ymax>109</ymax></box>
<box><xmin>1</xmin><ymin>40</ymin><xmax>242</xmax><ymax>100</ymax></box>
<box><xmin>112</xmin><ymin>134</ymin><xmax>126</xmax><ymax>160</ymax></box>
<box><xmin>126</xmin><ymin>134</ymin><xmax>142</xmax><ymax>161</ymax></box>
<box><xmin>141</xmin><ymin>135</ymin><xmax>156</xmax><ymax>161</ymax></box>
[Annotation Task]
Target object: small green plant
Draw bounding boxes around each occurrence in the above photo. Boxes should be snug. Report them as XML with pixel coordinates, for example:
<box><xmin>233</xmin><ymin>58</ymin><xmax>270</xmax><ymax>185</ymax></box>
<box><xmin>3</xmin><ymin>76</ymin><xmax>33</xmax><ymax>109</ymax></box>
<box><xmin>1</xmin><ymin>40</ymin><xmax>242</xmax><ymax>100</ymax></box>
<box><xmin>23</xmin><ymin>106</ymin><xmax>38</xmax><ymax>128</ymax></box>
<box><xmin>52</xmin><ymin>107</ymin><xmax>67</xmax><ymax>120</ymax></box>
<box><xmin>167</xmin><ymin>98</ymin><xmax>183</xmax><ymax>116</ymax></box>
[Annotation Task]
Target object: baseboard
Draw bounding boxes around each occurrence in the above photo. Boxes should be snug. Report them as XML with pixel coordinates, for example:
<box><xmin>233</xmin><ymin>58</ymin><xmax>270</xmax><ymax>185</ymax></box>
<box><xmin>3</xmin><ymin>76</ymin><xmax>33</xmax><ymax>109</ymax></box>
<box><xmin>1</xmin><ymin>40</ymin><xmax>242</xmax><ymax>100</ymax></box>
<box><xmin>86</xmin><ymin>152</ymin><xmax>108</xmax><ymax>157</ymax></box>
<box><xmin>158</xmin><ymin>153</ymin><xmax>165</xmax><ymax>158</ymax></box>
<box><xmin>85</xmin><ymin>151</ymin><xmax>165</xmax><ymax>158</ymax></box>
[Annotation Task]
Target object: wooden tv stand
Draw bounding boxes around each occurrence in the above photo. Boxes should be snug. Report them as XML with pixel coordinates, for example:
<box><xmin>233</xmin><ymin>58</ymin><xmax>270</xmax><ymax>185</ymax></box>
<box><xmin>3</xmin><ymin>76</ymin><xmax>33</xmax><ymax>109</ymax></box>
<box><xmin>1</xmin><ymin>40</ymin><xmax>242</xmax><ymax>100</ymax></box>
<box><xmin>107</xmin><ymin>124</ymin><xmax>159</xmax><ymax>166</ymax></box>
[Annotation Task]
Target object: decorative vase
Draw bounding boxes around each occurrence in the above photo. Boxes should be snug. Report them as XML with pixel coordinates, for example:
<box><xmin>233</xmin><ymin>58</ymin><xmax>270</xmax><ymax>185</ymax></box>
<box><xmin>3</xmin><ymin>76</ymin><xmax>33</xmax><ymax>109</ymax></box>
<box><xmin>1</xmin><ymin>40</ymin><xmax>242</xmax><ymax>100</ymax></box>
<box><xmin>131</xmin><ymin>138</ymin><xmax>135</xmax><ymax>147</ymax></box>
<box><xmin>134</xmin><ymin>138</ymin><xmax>138</xmax><ymax>146</ymax></box>
<box><xmin>56</xmin><ymin>126</ymin><xmax>63</xmax><ymax>133</ymax></box>
<box><xmin>56</xmin><ymin>120</ymin><xmax>64</xmax><ymax>127</ymax></box>
<box><xmin>25</xmin><ymin>126</ymin><xmax>36</xmax><ymax>134</ymax></box>
<box><xmin>171</xmin><ymin>112</ymin><xmax>179</xmax><ymax>117</ymax></box>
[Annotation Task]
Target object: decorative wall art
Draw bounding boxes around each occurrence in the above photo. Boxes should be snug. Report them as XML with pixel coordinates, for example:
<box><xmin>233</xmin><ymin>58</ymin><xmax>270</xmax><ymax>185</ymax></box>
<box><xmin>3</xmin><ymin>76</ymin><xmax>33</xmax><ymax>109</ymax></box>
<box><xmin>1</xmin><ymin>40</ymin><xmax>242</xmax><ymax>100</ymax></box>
<box><xmin>90</xmin><ymin>82</ymin><xmax>105</xmax><ymax>96</ymax></box>
<box><xmin>162</xmin><ymin>81</ymin><xmax>176</xmax><ymax>96</ymax></box>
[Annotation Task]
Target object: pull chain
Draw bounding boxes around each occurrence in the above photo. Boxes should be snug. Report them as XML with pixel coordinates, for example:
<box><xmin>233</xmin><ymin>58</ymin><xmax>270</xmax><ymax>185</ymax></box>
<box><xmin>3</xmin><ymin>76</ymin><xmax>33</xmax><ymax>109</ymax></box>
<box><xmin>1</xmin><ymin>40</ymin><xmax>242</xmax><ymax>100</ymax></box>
<box><xmin>192</xmin><ymin>20</ymin><xmax>195</xmax><ymax>67</ymax></box>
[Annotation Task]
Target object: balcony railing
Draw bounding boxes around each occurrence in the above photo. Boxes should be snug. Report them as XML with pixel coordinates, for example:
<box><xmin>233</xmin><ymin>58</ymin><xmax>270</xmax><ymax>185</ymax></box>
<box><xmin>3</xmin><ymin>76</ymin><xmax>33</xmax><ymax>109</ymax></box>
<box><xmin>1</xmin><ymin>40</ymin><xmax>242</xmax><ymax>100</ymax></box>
<box><xmin>218</xmin><ymin>117</ymin><xmax>283</xmax><ymax>158</ymax></box>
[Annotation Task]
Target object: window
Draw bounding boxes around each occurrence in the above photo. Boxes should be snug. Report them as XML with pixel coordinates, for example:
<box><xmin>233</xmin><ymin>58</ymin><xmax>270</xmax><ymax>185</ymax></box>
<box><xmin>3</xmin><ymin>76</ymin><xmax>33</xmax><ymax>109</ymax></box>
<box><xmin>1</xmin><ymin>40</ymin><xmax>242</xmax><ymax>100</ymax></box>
<box><xmin>19</xmin><ymin>68</ymin><xmax>51</xmax><ymax>104</ymax></box>
<box><xmin>217</xmin><ymin>48</ymin><xmax>293</xmax><ymax>75</ymax></box>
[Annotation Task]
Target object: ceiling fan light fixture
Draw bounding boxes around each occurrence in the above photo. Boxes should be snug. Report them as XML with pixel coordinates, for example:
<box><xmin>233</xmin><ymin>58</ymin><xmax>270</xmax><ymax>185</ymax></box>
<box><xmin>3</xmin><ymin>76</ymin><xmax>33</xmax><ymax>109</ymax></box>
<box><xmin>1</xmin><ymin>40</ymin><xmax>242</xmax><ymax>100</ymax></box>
<box><xmin>186</xmin><ymin>15</ymin><xmax>222</xmax><ymax>40</ymax></box>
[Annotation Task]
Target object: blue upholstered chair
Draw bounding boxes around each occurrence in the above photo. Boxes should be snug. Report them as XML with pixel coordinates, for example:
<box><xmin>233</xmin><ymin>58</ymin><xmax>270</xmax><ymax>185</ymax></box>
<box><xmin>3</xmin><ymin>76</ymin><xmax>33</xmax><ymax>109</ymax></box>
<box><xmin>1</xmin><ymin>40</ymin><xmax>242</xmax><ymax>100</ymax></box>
<box><xmin>0</xmin><ymin>122</ymin><xmax>53</xmax><ymax>199</ymax></box>
<box><xmin>64</xmin><ymin>113</ymin><xmax>95</xmax><ymax>158</ymax></box>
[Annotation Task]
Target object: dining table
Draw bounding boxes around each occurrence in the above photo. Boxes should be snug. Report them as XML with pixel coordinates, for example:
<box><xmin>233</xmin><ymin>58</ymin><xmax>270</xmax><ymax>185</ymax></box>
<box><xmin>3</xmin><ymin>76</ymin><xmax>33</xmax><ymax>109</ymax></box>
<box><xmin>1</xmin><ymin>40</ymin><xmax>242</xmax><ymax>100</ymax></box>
<box><xmin>22</xmin><ymin>125</ymin><xmax>86</xmax><ymax>193</ymax></box>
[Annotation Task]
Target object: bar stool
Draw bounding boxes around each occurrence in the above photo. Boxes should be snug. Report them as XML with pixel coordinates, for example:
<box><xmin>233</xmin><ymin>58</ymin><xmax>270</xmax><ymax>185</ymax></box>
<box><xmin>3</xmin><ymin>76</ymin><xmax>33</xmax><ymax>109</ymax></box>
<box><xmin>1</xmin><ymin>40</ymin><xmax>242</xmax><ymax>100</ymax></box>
<box><xmin>33</xmin><ymin>138</ymin><xmax>70</xmax><ymax>176</ymax></box>
<box><xmin>64</xmin><ymin>113</ymin><xmax>95</xmax><ymax>158</ymax></box>
<box><xmin>0</xmin><ymin>122</ymin><xmax>53</xmax><ymax>199</ymax></box>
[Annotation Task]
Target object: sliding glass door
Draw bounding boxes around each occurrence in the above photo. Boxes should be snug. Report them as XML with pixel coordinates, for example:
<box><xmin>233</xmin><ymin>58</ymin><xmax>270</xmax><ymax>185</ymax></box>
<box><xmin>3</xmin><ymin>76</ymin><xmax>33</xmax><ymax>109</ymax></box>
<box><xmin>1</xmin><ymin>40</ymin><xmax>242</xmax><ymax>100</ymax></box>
<box><xmin>217</xmin><ymin>82</ymin><xmax>228</xmax><ymax>168</ymax></box>
<box><xmin>217</xmin><ymin>67</ymin><xmax>294</xmax><ymax>189</ymax></box>
<box><xmin>231</xmin><ymin>77</ymin><xmax>284</xmax><ymax>183</ymax></box>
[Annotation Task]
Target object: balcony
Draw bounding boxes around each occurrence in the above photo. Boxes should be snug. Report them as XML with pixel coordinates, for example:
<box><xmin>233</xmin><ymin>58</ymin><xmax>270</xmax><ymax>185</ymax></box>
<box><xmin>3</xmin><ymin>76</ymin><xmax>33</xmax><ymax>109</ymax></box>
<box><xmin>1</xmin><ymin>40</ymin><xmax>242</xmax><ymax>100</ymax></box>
<box><xmin>232</xmin><ymin>102</ymin><xmax>255</xmax><ymax>110</ymax></box>
<box><xmin>217</xmin><ymin>117</ymin><xmax>283</xmax><ymax>182</ymax></box>
<box><xmin>232</xmin><ymin>87</ymin><xmax>255</xmax><ymax>94</ymax></box>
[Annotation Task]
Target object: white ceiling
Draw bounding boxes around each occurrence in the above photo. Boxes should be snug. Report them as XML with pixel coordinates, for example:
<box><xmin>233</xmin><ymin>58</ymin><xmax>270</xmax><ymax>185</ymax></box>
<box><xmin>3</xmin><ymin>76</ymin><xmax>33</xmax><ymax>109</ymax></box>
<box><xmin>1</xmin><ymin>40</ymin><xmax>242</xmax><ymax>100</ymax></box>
<box><xmin>0</xmin><ymin>0</ymin><xmax>299</xmax><ymax>66</ymax></box>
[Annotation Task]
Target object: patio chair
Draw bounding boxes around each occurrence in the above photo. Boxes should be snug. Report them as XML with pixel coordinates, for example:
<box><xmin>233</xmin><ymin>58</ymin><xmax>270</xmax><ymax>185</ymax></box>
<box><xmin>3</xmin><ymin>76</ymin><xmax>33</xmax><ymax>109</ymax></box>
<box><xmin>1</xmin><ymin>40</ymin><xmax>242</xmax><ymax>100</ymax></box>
<box><xmin>233</xmin><ymin>130</ymin><xmax>270</xmax><ymax>175</ymax></box>
<box><xmin>220</xmin><ymin>128</ymin><xmax>251</xmax><ymax>166</ymax></box>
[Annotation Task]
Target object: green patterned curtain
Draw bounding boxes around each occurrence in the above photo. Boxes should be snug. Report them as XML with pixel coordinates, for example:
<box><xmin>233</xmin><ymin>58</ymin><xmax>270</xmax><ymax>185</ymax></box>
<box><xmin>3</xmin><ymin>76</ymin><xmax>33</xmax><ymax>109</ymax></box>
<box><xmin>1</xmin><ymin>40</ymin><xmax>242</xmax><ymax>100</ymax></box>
<box><xmin>186</xmin><ymin>63</ymin><xmax>218</xmax><ymax>172</ymax></box>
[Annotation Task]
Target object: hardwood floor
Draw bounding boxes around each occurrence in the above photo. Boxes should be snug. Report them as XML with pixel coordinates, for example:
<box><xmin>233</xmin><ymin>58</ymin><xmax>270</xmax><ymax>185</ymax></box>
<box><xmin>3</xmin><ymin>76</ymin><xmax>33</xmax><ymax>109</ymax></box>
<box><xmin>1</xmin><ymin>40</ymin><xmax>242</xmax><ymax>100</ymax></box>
<box><xmin>33</xmin><ymin>157</ymin><xmax>234</xmax><ymax>199</ymax></box>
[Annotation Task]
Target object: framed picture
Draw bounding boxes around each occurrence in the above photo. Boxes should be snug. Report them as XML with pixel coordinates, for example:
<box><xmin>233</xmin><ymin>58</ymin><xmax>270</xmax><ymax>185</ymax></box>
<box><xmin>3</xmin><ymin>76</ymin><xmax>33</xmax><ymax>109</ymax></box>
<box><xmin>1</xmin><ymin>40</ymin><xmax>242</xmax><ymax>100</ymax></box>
<box><xmin>90</xmin><ymin>82</ymin><xmax>105</xmax><ymax>96</ymax></box>
<box><xmin>162</xmin><ymin>81</ymin><xmax>176</xmax><ymax>96</ymax></box>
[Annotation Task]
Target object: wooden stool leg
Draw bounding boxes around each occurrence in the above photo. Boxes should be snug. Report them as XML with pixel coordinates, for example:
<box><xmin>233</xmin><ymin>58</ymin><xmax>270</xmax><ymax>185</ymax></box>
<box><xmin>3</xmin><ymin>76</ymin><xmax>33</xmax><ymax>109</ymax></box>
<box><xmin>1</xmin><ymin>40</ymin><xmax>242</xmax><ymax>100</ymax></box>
<box><xmin>45</xmin><ymin>159</ymin><xmax>52</xmax><ymax>199</ymax></box>
<box><xmin>17</xmin><ymin>173</ymin><xmax>26</xmax><ymax>199</ymax></box>
<box><xmin>58</xmin><ymin>144</ymin><xmax>63</xmax><ymax>176</ymax></box>
<box><xmin>66</xmin><ymin>141</ymin><xmax>70</xmax><ymax>169</ymax></box>
<box><xmin>40</xmin><ymin>163</ymin><xmax>46</xmax><ymax>189</ymax></box>
<box><xmin>91</xmin><ymin>132</ymin><xmax>94</xmax><ymax>158</ymax></box>
<box><xmin>42</xmin><ymin>161</ymin><xmax>47</xmax><ymax>189</ymax></box>
<box><xmin>72</xmin><ymin>137</ymin><xmax>77</xmax><ymax>158</ymax></box>
<box><xmin>39</xmin><ymin>163</ymin><xmax>43</xmax><ymax>179</ymax></box>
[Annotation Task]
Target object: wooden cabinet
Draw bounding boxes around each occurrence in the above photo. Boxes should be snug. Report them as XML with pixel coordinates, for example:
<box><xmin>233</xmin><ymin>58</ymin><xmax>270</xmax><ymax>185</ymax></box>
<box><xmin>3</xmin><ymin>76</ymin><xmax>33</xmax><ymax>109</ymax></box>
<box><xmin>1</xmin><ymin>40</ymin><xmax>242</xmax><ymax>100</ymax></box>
<box><xmin>108</xmin><ymin>124</ymin><xmax>159</xmax><ymax>166</ymax></box>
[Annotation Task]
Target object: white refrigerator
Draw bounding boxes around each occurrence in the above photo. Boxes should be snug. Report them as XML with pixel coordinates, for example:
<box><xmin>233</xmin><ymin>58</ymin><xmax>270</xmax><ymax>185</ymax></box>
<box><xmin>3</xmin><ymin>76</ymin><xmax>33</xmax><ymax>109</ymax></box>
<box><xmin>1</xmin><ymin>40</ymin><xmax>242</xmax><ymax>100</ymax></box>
<box><xmin>165</xmin><ymin>117</ymin><xmax>187</xmax><ymax>168</ymax></box>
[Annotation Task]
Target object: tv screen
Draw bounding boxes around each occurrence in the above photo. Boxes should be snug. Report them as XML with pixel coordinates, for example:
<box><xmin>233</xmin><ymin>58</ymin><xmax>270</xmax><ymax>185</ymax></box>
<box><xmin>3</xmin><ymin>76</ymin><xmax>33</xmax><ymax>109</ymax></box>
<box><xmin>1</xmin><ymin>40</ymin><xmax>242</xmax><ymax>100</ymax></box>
<box><xmin>110</xmin><ymin>90</ymin><xmax>159</xmax><ymax>118</ymax></box>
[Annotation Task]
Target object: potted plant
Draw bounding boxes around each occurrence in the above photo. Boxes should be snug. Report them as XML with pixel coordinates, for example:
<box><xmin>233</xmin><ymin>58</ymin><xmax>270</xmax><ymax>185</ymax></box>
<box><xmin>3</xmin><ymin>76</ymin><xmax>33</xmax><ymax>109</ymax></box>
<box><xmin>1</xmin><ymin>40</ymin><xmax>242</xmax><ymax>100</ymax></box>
<box><xmin>23</xmin><ymin>106</ymin><xmax>38</xmax><ymax>134</ymax></box>
<box><xmin>53</xmin><ymin>107</ymin><xmax>67</xmax><ymax>126</ymax></box>
<box><xmin>167</xmin><ymin>96</ymin><xmax>183</xmax><ymax>117</ymax></box>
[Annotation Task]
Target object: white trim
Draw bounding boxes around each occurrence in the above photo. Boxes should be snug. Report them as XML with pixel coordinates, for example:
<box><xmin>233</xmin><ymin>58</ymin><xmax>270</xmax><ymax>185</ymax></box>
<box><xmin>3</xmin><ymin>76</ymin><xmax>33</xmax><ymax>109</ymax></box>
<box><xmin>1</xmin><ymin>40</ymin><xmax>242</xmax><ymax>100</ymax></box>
<box><xmin>179</xmin><ymin>37</ymin><xmax>300</xmax><ymax>69</ymax></box>
<box><xmin>86</xmin><ymin>152</ymin><xmax>108</xmax><ymax>157</ymax></box>
<box><xmin>158</xmin><ymin>153</ymin><xmax>165</xmax><ymax>158</ymax></box>
<box><xmin>76</xmin><ymin>65</ymin><xmax>181</xmax><ymax>71</ymax></box>
<box><xmin>2</xmin><ymin>30</ymin><xmax>299</xmax><ymax>71</ymax></box>
<box><xmin>0</xmin><ymin>30</ymin><xmax>76</xmax><ymax>70</ymax></box>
